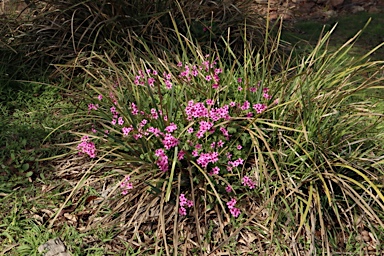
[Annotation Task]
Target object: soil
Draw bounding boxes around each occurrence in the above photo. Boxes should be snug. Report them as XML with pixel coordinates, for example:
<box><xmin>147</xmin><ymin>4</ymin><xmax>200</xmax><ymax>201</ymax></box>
<box><xmin>252</xmin><ymin>0</ymin><xmax>384</xmax><ymax>21</ymax></box>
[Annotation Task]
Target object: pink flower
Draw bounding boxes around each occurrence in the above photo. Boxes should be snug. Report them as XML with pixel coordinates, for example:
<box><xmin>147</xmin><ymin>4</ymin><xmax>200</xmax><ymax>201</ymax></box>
<box><xmin>97</xmin><ymin>95</ymin><xmax>103</xmax><ymax>101</ymax></box>
<box><xmin>237</xmin><ymin>145</ymin><xmax>242</xmax><ymax>150</ymax></box>
<box><xmin>238</xmin><ymin>86</ymin><xmax>243</xmax><ymax>91</ymax></box>
<box><xmin>147</xmin><ymin>127</ymin><xmax>162</xmax><ymax>137</ymax></box>
<box><xmin>155</xmin><ymin>148</ymin><xmax>169</xmax><ymax>172</ymax></box>
<box><xmin>111</xmin><ymin>119</ymin><xmax>117</xmax><ymax>125</ymax></box>
<box><xmin>140</xmin><ymin>119</ymin><xmax>148</xmax><ymax>127</ymax></box>
<box><xmin>155</xmin><ymin>148</ymin><xmax>165</xmax><ymax>157</ymax></box>
<box><xmin>249</xmin><ymin>87</ymin><xmax>257</xmax><ymax>93</ymax></box>
<box><xmin>150</xmin><ymin>108</ymin><xmax>159</xmax><ymax>119</ymax></box>
<box><xmin>179</xmin><ymin>194</ymin><xmax>193</xmax><ymax>216</ymax></box>
<box><xmin>263</xmin><ymin>93</ymin><xmax>271</xmax><ymax>100</ymax></box>
<box><xmin>192</xmin><ymin>150</ymin><xmax>199</xmax><ymax>157</ymax></box>
<box><xmin>88</xmin><ymin>103</ymin><xmax>98</xmax><ymax>111</ymax></box>
<box><xmin>237</xmin><ymin>78</ymin><xmax>242</xmax><ymax>83</ymax></box>
<box><xmin>130</xmin><ymin>103</ymin><xmax>139</xmax><ymax>115</ymax></box>
<box><xmin>120</xmin><ymin>176</ymin><xmax>133</xmax><ymax>195</ymax></box>
<box><xmin>214</xmin><ymin>68</ymin><xmax>222</xmax><ymax>74</ymax></box>
<box><xmin>165</xmin><ymin>123</ymin><xmax>177</xmax><ymax>133</ymax></box>
<box><xmin>77</xmin><ymin>136</ymin><xmax>97</xmax><ymax>158</ymax></box>
<box><xmin>196</xmin><ymin>152</ymin><xmax>219</xmax><ymax>168</ymax></box>
<box><xmin>225</xmin><ymin>185</ymin><xmax>232</xmax><ymax>193</ymax></box>
<box><xmin>241</xmin><ymin>101</ymin><xmax>250</xmax><ymax>111</ymax></box>
<box><xmin>206</xmin><ymin>99</ymin><xmax>214</xmax><ymax>106</ymax></box>
<box><xmin>253</xmin><ymin>103</ymin><xmax>267</xmax><ymax>114</ymax></box>
<box><xmin>162</xmin><ymin>133</ymin><xmax>179</xmax><ymax>150</ymax></box>
<box><xmin>177</xmin><ymin>150</ymin><xmax>185</xmax><ymax>160</ymax></box>
<box><xmin>227</xmin><ymin>198</ymin><xmax>241</xmax><ymax>218</ymax></box>
<box><xmin>242</xmin><ymin>176</ymin><xmax>256</xmax><ymax>189</ymax></box>
<box><xmin>217</xmin><ymin>140</ymin><xmax>224</xmax><ymax>148</ymax></box>
<box><xmin>118</xmin><ymin>117</ymin><xmax>124</xmax><ymax>125</ymax></box>
<box><xmin>148</xmin><ymin>77</ymin><xmax>155</xmax><ymax>87</ymax></box>
<box><xmin>187</xmin><ymin>127</ymin><xmax>194</xmax><ymax>133</ymax></box>
<box><xmin>165</xmin><ymin>79</ymin><xmax>173</xmax><ymax>89</ymax></box>
<box><xmin>230</xmin><ymin>207</ymin><xmax>241</xmax><ymax>218</ymax></box>
<box><xmin>210</xmin><ymin>166</ymin><xmax>220</xmax><ymax>176</ymax></box>
<box><xmin>122</xmin><ymin>126</ymin><xmax>133</xmax><ymax>137</ymax></box>
<box><xmin>185</xmin><ymin>100</ymin><xmax>209</xmax><ymax>120</ymax></box>
<box><xmin>179</xmin><ymin>207</ymin><xmax>187</xmax><ymax>216</ymax></box>
<box><xmin>227</xmin><ymin>198</ymin><xmax>237</xmax><ymax>209</ymax></box>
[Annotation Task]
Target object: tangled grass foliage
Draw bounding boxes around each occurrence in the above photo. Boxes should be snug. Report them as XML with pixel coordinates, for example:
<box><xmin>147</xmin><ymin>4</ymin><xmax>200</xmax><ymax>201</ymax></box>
<box><xmin>58</xmin><ymin>21</ymin><xmax>384</xmax><ymax>254</ymax></box>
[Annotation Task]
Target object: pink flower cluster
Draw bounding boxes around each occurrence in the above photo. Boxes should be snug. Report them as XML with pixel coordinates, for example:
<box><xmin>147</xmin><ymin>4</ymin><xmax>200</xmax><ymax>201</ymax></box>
<box><xmin>185</xmin><ymin>100</ymin><xmax>209</xmax><ymax>120</ymax></box>
<box><xmin>120</xmin><ymin>176</ymin><xmax>133</xmax><ymax>195</ymax></box>
<box><xmin>155</xmin><ymin>149</ymin><xmax>169</xmax><ymax>172</ymax></box>
<box><xmin>242</xmin><ymin>176</ymin><xmax>256</xmax><ymax>189</ymax></box>
<box><xmin>196</xmin><ymin>151</ymin><xmax>219</xmax><ymax>168</ymax></box>
<box><xmin>253</xmin><ymin>103</ymin><xmax>267</xmax><ymax>114</ymax></box>
<box><xmin>227</xmin><ymin>198</ymin><xmax>241</xmax><ymax>218</ymax></box>
<box><xmin>77</xmin><ymin>136</ymin><xmax>96</xmax><ymax>158</ymax></box>
<box><xmin>88</xmin><ymin>103</ymin><xmax>99</xmax><ymax>111</ymax></box>
<box><xmin>162</xmin><ymin>133</ymin><xmax>179</xmax><ymax>150</ymax></box>
<box><xmin>209</xmin><ymin>166</ymin><xmax>220</xmax><ymax>176</ymax></box>
<box><xmin>179</xmin><ymin>194</ymin><xmax>193</xmax><ymax>216</ymax></box>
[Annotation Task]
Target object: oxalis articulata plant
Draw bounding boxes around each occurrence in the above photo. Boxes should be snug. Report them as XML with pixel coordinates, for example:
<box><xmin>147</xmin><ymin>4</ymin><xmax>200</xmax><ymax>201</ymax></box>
<box><xmin>76</xmin><ymin>54</ymin><xmax>275</xmax><ymax>219</ymax></box>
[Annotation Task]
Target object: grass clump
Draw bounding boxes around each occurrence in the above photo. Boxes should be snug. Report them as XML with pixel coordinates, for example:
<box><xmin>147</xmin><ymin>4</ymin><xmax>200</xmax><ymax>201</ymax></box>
<box><xmin>49</xmin><ymin>20</ymin><xmax>384</xmax><ymax>254</ymax></box>
<box><xmin>0</xmin><ymin>0</ymin><xmax>267</xmax><ymax>79</ymax></box>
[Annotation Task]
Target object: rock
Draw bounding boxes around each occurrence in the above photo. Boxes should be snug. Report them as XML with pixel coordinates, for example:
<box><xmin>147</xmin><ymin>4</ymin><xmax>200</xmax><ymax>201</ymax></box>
<box><xmin>323</xmin><ymin>9</ymin><xmax>337</xmax><ymax>19</ymax></box>
<box><xmin>351</xmin><ymin>5</ymin><xmax>365</xmax><ymax>13</ymax></box>
<box><xmin>368</xmin><ymin>6</ymin><xmax>380</xmax><ymax>13</ymax></box>
<box><xmin>38</xmin><ymin>238</ymin><xmax>71</xmax><ymax>256</ymax></box>
<box><xmin>281</xmin><ymin>10</ymin><xmax>294</xmax><ymax>19</ymax></box>
<box><xmin>329</xmin><ymin>0</ymin><xmax>344</xmax><ymax>8</ymax></box>
<box><xmin>269</xmin><ymin>11</ymin><xmax>279</xmax><ymax>20</ymax></box>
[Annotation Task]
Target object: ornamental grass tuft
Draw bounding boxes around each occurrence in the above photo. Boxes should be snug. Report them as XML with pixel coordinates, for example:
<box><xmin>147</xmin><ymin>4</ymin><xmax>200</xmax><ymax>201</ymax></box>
<box><xmin>53</xmin><ymin>18</ymin><xmax>384</xmax><ymax>255</ymax></box>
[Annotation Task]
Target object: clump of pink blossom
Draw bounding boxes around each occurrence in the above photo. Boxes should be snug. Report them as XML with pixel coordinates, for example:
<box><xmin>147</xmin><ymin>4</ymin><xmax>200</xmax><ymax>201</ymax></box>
<box><xmin>120</xmin><ymin>176</ymin><xmax>133</xmax><ymax>195</ymax></box>
<box><xmin>179</xmin><ymin>193</ymin><xmax>193</xmax><ymax>216</ymax></box>
<box><xmin>77</xmin><ymin>136</ymin><xmax>97</xmax><ymax>158</ymax></box>
<box><xmin>227</xmin><ymin>198</ymin><xmax>241</xmax><ymax>218</ymax></box>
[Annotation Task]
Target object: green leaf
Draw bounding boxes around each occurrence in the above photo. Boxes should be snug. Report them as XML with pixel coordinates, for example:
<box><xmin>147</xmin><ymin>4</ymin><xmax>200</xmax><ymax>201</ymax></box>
<box><xmin>25</xmin><ymin>171</ymin><xmax>33</xmax><ymax>177</ymax></box>
<box><xmin>21</xmin><ymin>163</ymin><xmax>30</xmax><ymax>171</ymax></box>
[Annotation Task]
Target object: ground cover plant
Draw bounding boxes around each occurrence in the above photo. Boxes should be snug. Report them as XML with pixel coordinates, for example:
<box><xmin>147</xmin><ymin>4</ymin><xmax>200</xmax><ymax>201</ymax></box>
<box><xmin>46</xmin><ymin>19</ymin><xmax>384</xmax><ymax>254</ymax></box>
<box><xmin>1</xmin><ymin>2</ymin><xmax>384</xmax><ymax>255</ymax></box>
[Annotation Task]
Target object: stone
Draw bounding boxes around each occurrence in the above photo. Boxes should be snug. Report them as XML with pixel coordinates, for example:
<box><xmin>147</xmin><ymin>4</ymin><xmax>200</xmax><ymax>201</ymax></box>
<box><xmin>281</xmin><ymin>10</ymin><xmax>294</xmax><ymax>19</ymax></box>
<box><xmin>368</xmin><ymin>6</ymin><xmax>380</xmax><ymax>13</ymax></box>
<box><xmin>269</xmin><ymin>11</ymin><xmax>279</xmax><ymax>20</ymax></box>
<box><xmin>329</xmin><ymin>0</ymin><xmax>344</xmax><ymax>7</ymax></box>
<box><xmin>351</xmin><ymin>5</ymin><xmax>365</xmax><ymax>13</ymax></box>
<box><xmin>38</xmin><ymin>238</ymin><xmax>71</xmax><ymax>256</ymax></box>
<box><xmin>323</xmin><ymin>9</ymin><xmax>337</xmax><ymax>18</ymax></box>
